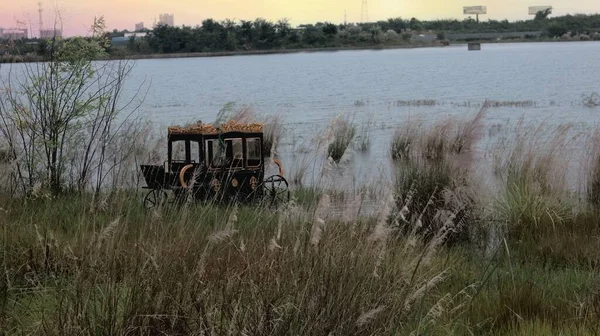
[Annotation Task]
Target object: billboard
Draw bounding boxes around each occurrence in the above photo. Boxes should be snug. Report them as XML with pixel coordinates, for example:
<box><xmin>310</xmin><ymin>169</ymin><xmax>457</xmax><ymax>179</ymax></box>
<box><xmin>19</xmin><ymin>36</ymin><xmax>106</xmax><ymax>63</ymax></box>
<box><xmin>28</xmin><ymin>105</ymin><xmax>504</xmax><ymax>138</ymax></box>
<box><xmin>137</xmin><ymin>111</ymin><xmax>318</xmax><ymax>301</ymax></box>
<box><xmin>463</xmin><ymin>6</ymin><xmax>487</xmax><ymax>15</ymax></box>
<box><xmin>528</xmin><ymin>6</ymin><xmax>552</xmax><ymax>15</ymax></box>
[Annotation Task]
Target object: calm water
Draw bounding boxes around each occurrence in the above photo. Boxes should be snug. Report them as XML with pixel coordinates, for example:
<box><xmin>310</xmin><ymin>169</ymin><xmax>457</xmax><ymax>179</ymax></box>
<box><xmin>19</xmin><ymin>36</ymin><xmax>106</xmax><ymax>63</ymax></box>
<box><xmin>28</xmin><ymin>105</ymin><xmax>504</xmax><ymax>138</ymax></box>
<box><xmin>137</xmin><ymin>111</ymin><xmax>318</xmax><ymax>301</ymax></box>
<box><xmin>3</xmin><ymin>42</ymin><xmax>600</xmax><ymax>190</ymax></box>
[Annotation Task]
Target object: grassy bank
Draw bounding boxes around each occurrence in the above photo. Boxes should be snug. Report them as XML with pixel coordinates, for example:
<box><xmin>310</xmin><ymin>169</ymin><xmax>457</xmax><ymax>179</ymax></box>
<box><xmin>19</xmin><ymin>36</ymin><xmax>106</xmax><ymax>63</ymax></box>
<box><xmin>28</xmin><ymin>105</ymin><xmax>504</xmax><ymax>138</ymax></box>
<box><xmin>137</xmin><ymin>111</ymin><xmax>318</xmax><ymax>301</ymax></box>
<box><xmin>2</xmin><ymin>116</ymin><xmax>600</xmax><ymax>335</ymax></box>
<box><xmin>2</xmin><ymin>184</ymin><xmax>600</xmax><ymax>335</ymax></box>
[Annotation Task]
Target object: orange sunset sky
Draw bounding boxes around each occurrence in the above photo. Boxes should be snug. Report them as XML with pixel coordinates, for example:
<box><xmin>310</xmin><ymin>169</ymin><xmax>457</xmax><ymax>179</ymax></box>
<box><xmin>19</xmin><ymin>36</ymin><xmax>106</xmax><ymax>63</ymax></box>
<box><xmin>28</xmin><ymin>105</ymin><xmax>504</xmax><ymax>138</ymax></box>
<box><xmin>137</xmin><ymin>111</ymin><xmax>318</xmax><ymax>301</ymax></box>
<box><xmin>1</xmin><ymin>0</ymin><xmax>598</xmax><ymax>37</ymax></box>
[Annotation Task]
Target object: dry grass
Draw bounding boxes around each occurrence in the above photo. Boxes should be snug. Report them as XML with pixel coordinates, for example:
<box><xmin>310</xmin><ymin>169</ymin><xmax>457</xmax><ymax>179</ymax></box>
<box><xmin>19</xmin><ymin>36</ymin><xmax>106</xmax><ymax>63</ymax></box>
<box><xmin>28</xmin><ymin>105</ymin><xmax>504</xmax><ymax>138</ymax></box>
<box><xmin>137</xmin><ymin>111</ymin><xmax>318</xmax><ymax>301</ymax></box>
<box><xmin>0</xmin><ymin>192</ymin><xmax>474</xmax><ymax>335</ymax></box>
<box><xmin>391</xmin><ymin>106</ymin><xmax>486</xmax><ymax>244</ymax></box>
<box><xmin>327</xmin><ymin>115</ymin><xmax>357</xmax><ymax>163</ymax></box>
<box><xmin>584</xmin><ymin>129</ymin><xmax>600</xmax><ymax>207</ymax></box>
<box><xmin>354</xmin><ymin>114</ymin><xmax>373</xmax><ymax>153</ymax></box>
<box><xmin>491</xmin><ymin>120</ymin><xmax>577</xmax><ymax>240</ymax></box>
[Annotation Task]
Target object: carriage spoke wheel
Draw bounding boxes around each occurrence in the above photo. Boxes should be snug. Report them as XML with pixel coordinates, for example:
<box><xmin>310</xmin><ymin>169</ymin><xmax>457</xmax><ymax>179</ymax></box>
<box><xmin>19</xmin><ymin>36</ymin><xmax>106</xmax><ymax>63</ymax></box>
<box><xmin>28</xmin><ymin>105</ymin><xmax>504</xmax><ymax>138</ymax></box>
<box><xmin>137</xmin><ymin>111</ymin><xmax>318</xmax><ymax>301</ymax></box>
<box><xmin>264</xmin><ymin>175</ymin><xmax>290</xmax><ymax>207</ymax></box>
<box><xmin>144</xmin><ymin>189</ymin><xmax>168</xmax><ymax>210</ymax></box>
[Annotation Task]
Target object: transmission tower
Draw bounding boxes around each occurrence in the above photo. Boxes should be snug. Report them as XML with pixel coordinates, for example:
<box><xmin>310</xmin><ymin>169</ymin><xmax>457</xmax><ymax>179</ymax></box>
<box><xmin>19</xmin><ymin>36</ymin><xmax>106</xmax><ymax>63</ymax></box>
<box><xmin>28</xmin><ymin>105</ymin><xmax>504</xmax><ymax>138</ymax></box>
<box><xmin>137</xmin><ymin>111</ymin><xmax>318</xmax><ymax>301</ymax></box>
<box><xmin>38</xmin><ymin>1</ymin><xmax>43</xmax><ymax>37</ymax></box>
<box><xmin>361</xmin><ymin>0</ymin><xmax>369</xmax><ymax>23</ymax></box>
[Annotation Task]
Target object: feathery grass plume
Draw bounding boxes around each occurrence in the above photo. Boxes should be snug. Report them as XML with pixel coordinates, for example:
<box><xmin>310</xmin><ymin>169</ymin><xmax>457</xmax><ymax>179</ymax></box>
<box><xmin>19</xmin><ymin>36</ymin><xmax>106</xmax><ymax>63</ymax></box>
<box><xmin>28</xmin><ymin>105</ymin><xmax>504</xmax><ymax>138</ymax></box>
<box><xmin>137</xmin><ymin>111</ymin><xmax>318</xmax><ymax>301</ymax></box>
<box><xmin>327</xmin><ymin>115</ymin><xmax>357</xmax><ymax>163</ymax></box>
<box><xmin>342</xmin><ymin>191</ymin><xmax>364</xmax><ymax>224</ymax></box>
<box><xmin>368</xmin><ymin>192</ymin><xmax>395</xmax><ymax>244</ymax></box>
<box><xmin>269</xmin><ymin>208</ymin><xmax>287</xmax><ymax>251</ymax></box>
<box><xmin>369</xmin><ymin>192</ymin><xmax>396</xmax><ymax>277</ymax></box>
<box><xmin>208</xmin><ymin>207</ymin><xmax>239</xmax><ymax>243</ymax></box>
<box><xmin>310</xmin><ymin>194</ymin><xmax>330</xmax><ymax>247</ymax></box>
<box><xmin>404</xmin><ymin>269</ymin><xmax>449</xmax><ymax>311</ymax></box>
<box><xmin>356</xmin><ymin>305</ymin><xmax>387</xmax><ymax>327</ymax></box>
<box><xmin>263</xmin><ymin>114</ymin><xmax>284</xmax><ymax>156</ymax></box>
<box><xmin>422</xmin><ymin>293</ymin><xmax>452</xmax><ymax>327</ymax></box>
<box><xmin>291</xmin><ymin>154</ymin><xmax>311</xmax><ymax>186</ymax></box>
<box><xmin>98</xmin><ymin>217</ymin><xmax>121</xmax><ymax>243</ymax></box>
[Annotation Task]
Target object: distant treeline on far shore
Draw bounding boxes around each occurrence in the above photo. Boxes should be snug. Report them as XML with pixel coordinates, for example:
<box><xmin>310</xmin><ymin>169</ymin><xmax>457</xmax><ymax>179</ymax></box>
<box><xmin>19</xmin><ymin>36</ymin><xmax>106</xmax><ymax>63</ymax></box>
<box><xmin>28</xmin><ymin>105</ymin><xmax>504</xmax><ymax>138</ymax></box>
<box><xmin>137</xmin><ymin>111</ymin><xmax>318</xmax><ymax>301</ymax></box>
<box><xmin>1</xmin><ymin>13</ymin><xmax>600</xmax><ymax>59</ymax></box>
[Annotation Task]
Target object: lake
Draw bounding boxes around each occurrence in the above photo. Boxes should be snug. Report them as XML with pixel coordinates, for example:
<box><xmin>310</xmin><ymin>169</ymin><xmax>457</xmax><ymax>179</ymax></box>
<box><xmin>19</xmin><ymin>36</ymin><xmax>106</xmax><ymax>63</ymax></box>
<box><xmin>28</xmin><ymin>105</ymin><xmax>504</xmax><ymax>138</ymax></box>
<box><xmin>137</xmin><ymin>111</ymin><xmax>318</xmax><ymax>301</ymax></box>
<box><xmin>3</xmin><ymin>42</ymin><xmax>600</xmax><ymax>192</ymax></box>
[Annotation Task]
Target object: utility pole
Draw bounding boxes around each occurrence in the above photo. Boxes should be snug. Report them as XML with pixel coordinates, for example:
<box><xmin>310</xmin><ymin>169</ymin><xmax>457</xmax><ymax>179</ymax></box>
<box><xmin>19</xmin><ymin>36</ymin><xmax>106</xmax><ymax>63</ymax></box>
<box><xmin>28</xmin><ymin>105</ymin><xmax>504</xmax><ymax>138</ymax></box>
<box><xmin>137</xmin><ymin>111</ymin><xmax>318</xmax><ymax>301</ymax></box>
<box><xmin>38</xmin><ymin>1</ymin><xmax>43</xmax><ymax>38</ymax></box>
<box><xmin>361</xmin><ymin>0</ymin><xmax>369</xmax><ymax>23</ymax></box>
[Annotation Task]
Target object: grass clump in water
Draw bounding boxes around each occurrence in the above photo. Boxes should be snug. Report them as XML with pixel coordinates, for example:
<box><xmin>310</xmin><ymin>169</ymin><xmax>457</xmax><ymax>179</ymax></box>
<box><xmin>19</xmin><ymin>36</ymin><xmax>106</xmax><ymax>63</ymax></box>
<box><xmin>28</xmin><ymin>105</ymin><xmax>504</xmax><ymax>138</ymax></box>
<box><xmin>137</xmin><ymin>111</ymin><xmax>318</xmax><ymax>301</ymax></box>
<box><xmin>327</xmin><ymin>116</ymin><xmax>357</xmax><ymax>163</ymax></box>
<box><xmin>492</xmin><ymin>122</ymin><xmax>575</xmax><ymax>241</ymax></box>
<box><xmin>391</xmin><ymin>107</ymin><xmax>486</xmax><ymax>244</ymax></box>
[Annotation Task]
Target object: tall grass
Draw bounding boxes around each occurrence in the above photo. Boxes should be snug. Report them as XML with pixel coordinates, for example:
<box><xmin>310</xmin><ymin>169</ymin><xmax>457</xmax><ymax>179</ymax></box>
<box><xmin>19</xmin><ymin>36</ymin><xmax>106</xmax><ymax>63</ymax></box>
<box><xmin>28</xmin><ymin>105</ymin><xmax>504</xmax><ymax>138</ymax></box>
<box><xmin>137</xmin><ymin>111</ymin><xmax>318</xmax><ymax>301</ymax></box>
<box><xmin>585</xmin><ymin>129</ymin><xmax>600</xmax><ymax>207</ymax></box>
<box><xmin>491</xmin><ymin>121</ymin><xmax>576</xmax><ymax>240</ymax></box>
<box><xmin>1</xmin><ymin>192</ymin><xmax>473</xmax><ymax>335</ymax></box>
<box><xmin>327</xmin><ymin>115</ymin><xmax>357</xmax><ymax>163</ymax></box>
<box><xmin>355</xmin><ymin>114</ymin><xmax>373</xmax><ymax>153</ymax></box>
<box><xmin>391</xmin><ymin>107</ymin><xmax>486</xmax><ymax>244</ymax></box>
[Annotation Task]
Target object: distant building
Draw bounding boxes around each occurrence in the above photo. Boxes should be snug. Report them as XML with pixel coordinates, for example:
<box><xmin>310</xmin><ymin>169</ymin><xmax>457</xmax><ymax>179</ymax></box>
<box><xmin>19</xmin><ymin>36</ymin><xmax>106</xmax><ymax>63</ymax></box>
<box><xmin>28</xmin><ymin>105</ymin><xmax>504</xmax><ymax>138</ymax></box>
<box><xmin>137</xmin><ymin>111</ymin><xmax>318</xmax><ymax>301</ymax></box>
<box><xmin>124</xmin><ymin>32</ymin><xmax>147</xmax><ymax>38</ymax></box>
<box><xmin>158</xmin><ymin>13</ymin><xmax>174</xmax><ymax>27</ymax></box>
<box><xmin>40</xmin><ymin>28</ymin><xmax>63</xmax><ymax>39</ymax></box>
<box><xmin>110</xmin><ymin>37</ymin><xmax>130</xmax><ymax>48</ymax></box>
<box><xmin>135</xmin><ymin>22</ymin><xmax>145</xmax><ymax>32</ymax></box>
<box><xmin>1</xmin><ymin>28</ymin><xmax>28</xmax><ymax>40</ymax></box>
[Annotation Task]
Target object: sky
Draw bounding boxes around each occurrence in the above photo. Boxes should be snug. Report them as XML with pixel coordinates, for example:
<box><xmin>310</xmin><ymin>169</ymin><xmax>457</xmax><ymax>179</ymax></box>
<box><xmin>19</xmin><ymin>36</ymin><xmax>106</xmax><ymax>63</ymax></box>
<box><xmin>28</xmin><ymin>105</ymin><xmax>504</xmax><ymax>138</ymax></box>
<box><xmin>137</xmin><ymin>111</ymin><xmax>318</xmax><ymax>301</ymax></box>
<box><xmin>1</xmin><ymin>0</ymin><xmax>598</xmax><ymax>37</ymax></box>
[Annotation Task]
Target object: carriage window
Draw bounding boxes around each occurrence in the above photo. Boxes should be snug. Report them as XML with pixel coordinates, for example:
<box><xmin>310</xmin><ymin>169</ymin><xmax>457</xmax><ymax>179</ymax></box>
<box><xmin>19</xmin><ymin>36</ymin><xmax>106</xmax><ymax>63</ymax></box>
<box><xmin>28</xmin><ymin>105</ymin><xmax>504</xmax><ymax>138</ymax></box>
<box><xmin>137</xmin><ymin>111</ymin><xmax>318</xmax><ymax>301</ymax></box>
<box><xmin>206</xmin><ymin>140</ymin><xmax>222</xmax><ymax>167</ymax></box>
<box><xmin>190</xmin><ymin>141</ymin><xmax>200</xmax><ymax>162</ymax></box>
<box><xmin>171</xmin><ymin>141</ymin><xmax>186</xmax><ymax>161</ymax></box>
<box><xmin>227</xmin><ymin>139</ymin><xmax>244</xmax><ymax>168</ymax></box>
<box><xmin>247</xmin><ymin>138</ymin><xmax>261</xmax><ymax>167</ymax></box>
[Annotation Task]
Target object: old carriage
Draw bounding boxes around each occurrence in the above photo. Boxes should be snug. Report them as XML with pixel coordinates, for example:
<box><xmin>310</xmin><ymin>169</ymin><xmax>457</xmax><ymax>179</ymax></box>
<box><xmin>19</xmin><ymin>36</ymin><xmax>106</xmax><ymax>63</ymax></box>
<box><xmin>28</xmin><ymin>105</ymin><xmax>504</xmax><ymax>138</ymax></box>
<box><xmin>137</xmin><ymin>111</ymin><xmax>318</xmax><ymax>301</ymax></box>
<box><xmin>139</xmin><ymin>121</ymin><xmax>290</xmax><ymax>209</ymax></box>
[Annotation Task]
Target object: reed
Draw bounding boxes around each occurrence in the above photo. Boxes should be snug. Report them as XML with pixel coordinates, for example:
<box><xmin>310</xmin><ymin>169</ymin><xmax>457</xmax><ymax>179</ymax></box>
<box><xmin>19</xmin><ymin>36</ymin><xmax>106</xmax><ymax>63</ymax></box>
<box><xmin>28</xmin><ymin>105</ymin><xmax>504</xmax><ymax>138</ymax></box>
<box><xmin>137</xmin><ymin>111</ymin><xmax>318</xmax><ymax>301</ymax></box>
<box><xmin>491</xmin><ymin>121</ymin><xmax>575</xmax><ymax>240</ymax></box>
<box><xmin>327</xmin><ymin>115</ymin><xmax>357</xmax><ymax>163</ymax></box>
<box><xmin>391</xmin><ymin>107</ymin><xmax>486</xmax><ymax>244</ymax></box>
<box><xmin>0</xmin><ymin>192</ymin><xmax>473</xmax><ymax>335</ymax></box>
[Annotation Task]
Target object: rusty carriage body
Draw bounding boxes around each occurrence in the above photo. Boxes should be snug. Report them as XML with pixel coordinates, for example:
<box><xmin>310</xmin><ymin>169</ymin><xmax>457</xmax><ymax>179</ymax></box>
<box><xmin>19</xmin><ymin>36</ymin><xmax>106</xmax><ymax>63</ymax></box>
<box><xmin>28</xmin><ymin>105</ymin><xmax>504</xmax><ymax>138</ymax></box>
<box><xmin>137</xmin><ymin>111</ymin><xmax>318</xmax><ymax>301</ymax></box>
<box><xmin>139</xmin><ymin>122</ymin><xmax>290</xmax><ymax>209</ymax></box>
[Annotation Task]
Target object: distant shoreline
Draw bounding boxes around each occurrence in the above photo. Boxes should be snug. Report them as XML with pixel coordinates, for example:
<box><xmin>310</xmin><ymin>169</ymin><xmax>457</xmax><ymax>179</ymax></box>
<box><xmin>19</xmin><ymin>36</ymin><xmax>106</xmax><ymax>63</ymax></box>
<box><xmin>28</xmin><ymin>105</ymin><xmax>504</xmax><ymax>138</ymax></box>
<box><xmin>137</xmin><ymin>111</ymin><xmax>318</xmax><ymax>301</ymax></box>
<box><xmin>2</xmin><ymin>39</ymin><xmax>599</xmax><ymax>64</ymax></box>
<box><xmin>0</xmin><ymin>43</ymin><xmax>443</xmax><ymax>64</ymax></box>
<box><xmin>107</xmin><ymin>44</ymin><xmax>443</xmax><ymax>61</ymax></box>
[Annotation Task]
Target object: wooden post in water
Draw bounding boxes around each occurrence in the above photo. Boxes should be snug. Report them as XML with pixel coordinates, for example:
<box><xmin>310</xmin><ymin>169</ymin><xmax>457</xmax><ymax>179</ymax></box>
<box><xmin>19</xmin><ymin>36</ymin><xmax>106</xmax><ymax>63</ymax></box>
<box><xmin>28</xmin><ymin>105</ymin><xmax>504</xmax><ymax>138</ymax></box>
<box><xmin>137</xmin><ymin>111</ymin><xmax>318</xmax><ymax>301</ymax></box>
<box><xmin>468</xmin><ymin>42</ymin><xmax>481</xmax><ymax>51</ymax></box>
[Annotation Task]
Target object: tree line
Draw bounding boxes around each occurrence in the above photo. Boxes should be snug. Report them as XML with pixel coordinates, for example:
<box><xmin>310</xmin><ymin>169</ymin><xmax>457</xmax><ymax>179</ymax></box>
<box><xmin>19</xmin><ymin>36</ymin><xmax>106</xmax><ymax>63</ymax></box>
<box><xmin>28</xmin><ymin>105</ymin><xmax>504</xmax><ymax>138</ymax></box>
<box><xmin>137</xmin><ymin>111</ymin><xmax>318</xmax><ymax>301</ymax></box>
<box><xmin>2</xmin><ymin>14</ymin><xmax>600</xmax><ymax>58</ymax></box>
<box><xmin>115</xmin><ymin>14</ymin><xmax>600</xmax><ymax>54</ymax></box>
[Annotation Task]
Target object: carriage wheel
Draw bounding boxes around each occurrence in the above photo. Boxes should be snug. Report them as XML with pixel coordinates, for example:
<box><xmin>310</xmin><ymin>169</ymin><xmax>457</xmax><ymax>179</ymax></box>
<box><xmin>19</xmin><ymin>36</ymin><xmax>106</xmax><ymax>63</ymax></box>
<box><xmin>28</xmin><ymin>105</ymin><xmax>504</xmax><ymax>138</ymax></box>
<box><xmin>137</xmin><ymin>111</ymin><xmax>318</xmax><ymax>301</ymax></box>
<box><xmin>143</xmin><ymin>189</ymin><xmax>168</xmax><ymax>210</ymax></box>
<box><xmin>264</xmin><ymin>175</ymin><xmax>290</xmax><ymax>207</ymax></box>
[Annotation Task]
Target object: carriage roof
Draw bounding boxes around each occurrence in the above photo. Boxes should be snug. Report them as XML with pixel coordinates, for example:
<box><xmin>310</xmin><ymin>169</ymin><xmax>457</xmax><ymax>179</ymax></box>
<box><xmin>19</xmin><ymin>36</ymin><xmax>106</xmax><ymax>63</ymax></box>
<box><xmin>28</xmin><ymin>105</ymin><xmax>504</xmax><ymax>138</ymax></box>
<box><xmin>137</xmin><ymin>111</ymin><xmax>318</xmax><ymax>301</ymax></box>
<box><xmin>168</xmin><ymin>120</ymin><xmax>264</xmax><ymax>138</ymax></box>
